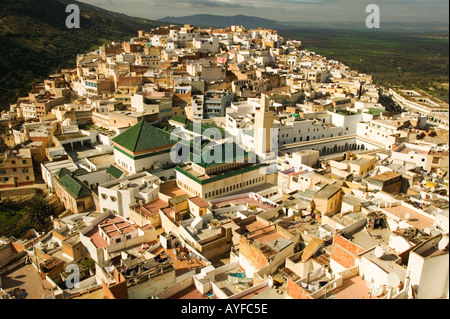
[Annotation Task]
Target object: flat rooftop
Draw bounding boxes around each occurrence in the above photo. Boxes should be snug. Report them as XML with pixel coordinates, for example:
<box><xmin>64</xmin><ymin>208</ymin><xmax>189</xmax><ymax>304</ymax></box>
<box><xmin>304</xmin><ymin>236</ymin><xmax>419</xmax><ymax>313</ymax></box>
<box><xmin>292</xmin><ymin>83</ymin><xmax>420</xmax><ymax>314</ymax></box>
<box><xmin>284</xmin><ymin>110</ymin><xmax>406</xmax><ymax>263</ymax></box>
<box><xmin>107</xmin><ymin>176</ymin><xmax>155</xmax><ymax>192</ymax></box>
<box><xmin>167</xmin><ymin>285</ymin><xmax>209</xmax><ymax>299</ymax></box>
<box><xmin>240</xmin><ymin>285</ymin><xmax>286</xmax><ymax>299</ymax></box>
<box><xmin>185</xmin><ymin>221</ymin><xmax>224</xmax><ymax>243</ymax></box>
<box><xmin>84</xmin><ymin>228</ymin><xmax>108</xmax><ymax>249</ymax></box>
<box><xmin>329</xmin><ymin>211</ymin><xmax>366</xmax><ymax>227</ymax></box>
<box><xmin>212</xmin><ymin>195</ymin><xmax>274</xmax><ymax>212</ymax></box>
<box><xmin>243</xmin><ymin>224</ymin><xmax>292</xmax><ymax>258</ymax></box>
<box><xmin>368</xmin><ymin>171</ymin><xmax>402</xmax><ymax>182</ymax></box>
<box><xmin>344</xmin><ymin>226</ymin><xmax>391</xmax><ymax>250</ymax></box>
<box><xmin>71</xmin><ymin>287</ymin><xmax>106</xmax><ymax>299</ymax></box>
<box><xmin>396</xmin><ymin>89</ymin><xmax>449</xmax><ymax>109</ymax></box>
<box><xmin>1</xmin><ymin>148</ymin><xmax>32</xmax><ymax>160</ymax></box>
<box><xmin>181</xmin><ymin>162</ymin><xmax>256</xmax><ymax>181</ymax></box>
<box><xmin>87</xmin><ymin>153</ymin><xmax>115</xmax><ymax>167</ymax></box>
<box><xmin>148</xmin><ymin>246</ymin><xmax>207</xmax><ymax>278</ymax></box>
<box><xmin>159</xmin><ymin>183</ymin><xmax>191</xmax><ymax>198</ymax></box>
<box><xmin>42</xmin><ymin>159</ymin><xmax>78</xmax><ymax>173</ymax></box>
<box><xmin>1</xmin><ymin>264</ymin><xmax>54</xmax><ymax>299</ymax></box>
<box><xmin>214</xmin><ymin>266</ymin><xmax>248</xmax><ymax>297</ymax></box>
<box><xmin>397</xmin><ymin>146</ymin><xmax>430</xmax><ymax>155</ymax></box>
<box><xmin>135</xmin><ymin>199</ymin><xmax>169</xmax><ymax>217</ymax></box>
<box><xmin>55</xmin><ymin>132</ymin><xmax>90</xmax><ymax>142</ymax></box>
<box><xmin>321</xmin><ymin>274</ymin><xmax>382</xmax><ymax>299</ymax></box>
<box><xmin>381</xmin><ymin>205</ymin><xmax>434</xmax><ymax>230</ymax></box>
<box><xmin>360</xmin><ymin>246</ymin><xmax>406</xmax><ymax>280</ymax></box>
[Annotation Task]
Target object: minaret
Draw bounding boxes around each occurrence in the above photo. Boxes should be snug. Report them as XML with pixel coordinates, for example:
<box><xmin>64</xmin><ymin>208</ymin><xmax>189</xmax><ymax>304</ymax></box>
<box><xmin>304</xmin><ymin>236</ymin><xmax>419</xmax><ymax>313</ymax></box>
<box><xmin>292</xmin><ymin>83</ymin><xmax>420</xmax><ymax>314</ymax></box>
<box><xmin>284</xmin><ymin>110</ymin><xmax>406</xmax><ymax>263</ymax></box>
<box><xmin>254</xmin><ymin>96</ymin><xmax>274</xmax><ymax>158</ymax></box>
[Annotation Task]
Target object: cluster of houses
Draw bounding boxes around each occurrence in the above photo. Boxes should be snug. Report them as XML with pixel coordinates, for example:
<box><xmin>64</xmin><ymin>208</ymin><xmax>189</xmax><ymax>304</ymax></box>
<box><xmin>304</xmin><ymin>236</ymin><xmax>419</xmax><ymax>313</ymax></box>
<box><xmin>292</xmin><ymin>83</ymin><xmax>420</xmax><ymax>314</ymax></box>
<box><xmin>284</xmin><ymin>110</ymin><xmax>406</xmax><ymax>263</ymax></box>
<box><xmin>0</xmin><ymin>23</ymin><xmax>448</xmax><ymax>300</ymax></box>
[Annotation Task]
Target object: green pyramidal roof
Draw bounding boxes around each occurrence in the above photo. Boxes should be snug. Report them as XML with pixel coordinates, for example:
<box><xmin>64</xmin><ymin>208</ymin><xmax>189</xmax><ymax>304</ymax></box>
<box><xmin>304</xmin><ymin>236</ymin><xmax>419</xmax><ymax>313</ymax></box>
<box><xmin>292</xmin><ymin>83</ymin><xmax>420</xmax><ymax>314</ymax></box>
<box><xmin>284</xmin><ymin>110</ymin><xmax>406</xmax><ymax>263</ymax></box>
<box><xmin>106</xmin><ymin>164</ymin><xmax>125</xmax><ymax>179</ymax></box>
<box><xmin>112</xmin><ymin>121</ymin><xmax>175</xmax><ymax>153</ymax></box>
<box><xmin>59</xmin><ymin>174</ymin><xmax>92</xmax><ymax>199</ymax></box>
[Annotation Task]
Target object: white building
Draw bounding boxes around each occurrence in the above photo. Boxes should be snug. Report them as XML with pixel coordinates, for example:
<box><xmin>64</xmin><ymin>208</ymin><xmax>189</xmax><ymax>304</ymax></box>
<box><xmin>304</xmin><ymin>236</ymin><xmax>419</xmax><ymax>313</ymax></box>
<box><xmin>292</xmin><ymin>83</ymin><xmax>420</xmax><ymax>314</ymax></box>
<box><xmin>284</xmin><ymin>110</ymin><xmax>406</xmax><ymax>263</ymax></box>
<box><xmin>98</xmin><ymin>172</ymin><xmax>161</xmax><ymax>218</ymax></box>
<box><xmin>391</xmin><ymin>142</ymin><xmax>432</xmax><ymax>170</ymax></box>
<box><xmin>406</xmin><ymin>234</ymin><xmax>449</xmax><ymax>299</ymax></box>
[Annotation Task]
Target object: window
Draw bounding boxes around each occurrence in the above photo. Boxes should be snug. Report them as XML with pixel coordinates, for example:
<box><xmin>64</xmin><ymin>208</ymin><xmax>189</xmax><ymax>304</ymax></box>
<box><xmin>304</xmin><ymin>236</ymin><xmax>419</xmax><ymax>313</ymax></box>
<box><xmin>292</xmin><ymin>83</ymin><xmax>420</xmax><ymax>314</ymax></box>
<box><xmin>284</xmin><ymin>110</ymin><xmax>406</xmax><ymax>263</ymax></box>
<box><xmin>0</xmin><ymin>170</ymin><xmax>5</xmax><ymax>175</ymax></box>
<box><xmin>22</xmin><ymin>160</ymin><xmax>27</xmax><ymax>164</ymax></box>
<box><xmin>433</xmin><ymin>157</ymin><xmax>439</xmax><ymax>164</ymax></box>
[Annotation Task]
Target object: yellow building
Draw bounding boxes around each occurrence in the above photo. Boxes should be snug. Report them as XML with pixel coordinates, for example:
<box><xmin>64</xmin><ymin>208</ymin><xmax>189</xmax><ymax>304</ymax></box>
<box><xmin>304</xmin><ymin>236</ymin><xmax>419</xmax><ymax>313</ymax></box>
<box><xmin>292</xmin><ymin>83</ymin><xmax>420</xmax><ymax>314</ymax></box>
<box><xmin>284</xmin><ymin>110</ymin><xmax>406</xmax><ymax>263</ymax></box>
<box><xmin>312</xmin><ymin>183</ymin><xmax>344</xmax><ymax>216</ymax></box>
<box><xmin>53</xmin><ymin>168</ymin><xmax>94</xmax><ymax>213</ymax></box>
<box><xmin>0</xmin><ymin>148</ymin><xmax>35</xmax><ymax>189</ymax></box>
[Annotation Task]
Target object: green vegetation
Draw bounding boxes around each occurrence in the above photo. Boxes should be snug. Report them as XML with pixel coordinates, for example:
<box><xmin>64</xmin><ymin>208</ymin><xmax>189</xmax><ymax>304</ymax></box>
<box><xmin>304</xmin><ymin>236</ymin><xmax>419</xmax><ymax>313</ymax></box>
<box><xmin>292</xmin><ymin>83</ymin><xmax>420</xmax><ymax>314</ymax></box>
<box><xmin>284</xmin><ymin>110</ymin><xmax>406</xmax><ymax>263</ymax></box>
<box><xmin>0</xmin><ymin>192</ymin><xmax>55</xmax><ymax>238</ymax></box>
<box><xmin>0</xmin><ymin>0</ymin><xmax>165</xmax><ymax>110</ymax></box>
<box><xmin>279</xmin><ymin>29</ymin><xmax>449</xmax><ymax>103</ymax></box>
<box><xmin>24</xmin><ymin>194</ymin><xmax>55</xmax><ymax>231</ymax></box>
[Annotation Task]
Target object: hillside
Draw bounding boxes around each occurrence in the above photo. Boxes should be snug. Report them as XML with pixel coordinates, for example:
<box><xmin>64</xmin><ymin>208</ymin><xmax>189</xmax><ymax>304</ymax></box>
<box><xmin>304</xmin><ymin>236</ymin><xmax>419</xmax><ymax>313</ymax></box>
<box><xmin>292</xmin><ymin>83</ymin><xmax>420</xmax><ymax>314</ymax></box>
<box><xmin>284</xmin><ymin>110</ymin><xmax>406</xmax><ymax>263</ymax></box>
<box><xmin>279</xmin><ymin>29</ymin><xmax>449</xmax><ymax>103</ymax></box>
<box><xmin>0</xmin><ymin>0</ymin><xmax>165</xmax><ymax>110</ymax></box>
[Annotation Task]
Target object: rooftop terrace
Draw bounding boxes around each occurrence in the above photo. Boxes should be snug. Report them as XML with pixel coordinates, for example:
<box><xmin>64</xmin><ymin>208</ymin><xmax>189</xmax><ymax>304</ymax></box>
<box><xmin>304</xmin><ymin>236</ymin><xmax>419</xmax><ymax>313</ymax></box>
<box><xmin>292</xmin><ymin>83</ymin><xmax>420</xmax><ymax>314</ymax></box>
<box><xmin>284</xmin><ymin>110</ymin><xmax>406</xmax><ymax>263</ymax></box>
<box><xmin>381</xmin><ymin>204</ymin><xmax>434</xmax><ymax>230</ymax></box>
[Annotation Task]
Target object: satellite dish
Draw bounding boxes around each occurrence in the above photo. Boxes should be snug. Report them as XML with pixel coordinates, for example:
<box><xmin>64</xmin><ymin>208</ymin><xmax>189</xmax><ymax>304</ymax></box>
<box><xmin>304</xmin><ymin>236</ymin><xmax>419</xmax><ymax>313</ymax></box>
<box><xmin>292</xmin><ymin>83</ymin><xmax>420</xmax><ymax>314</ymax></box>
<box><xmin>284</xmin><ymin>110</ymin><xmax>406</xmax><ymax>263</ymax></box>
<box><xmin>438</xmin><ymin>236</ymin><xmax>449</xmax><ymax>250</ymax></box>
<box><xmin>404</xmin><ymin>212</ymin><xmax>411</xmax><ymax>220</ymax></box>
<box><xmin>374</xmin><ymin>246</ymin><xmax>384</xmax><ymax>258</ymax></box>
<box><xmin>387</xmin><ymin>273</ymin><xmax>400</xmax><ymax>288</ymax></box>
<box><xmin>370</xmin><ymin>284</ymin><xmax>384</xmax><ymax>297</ymax></box>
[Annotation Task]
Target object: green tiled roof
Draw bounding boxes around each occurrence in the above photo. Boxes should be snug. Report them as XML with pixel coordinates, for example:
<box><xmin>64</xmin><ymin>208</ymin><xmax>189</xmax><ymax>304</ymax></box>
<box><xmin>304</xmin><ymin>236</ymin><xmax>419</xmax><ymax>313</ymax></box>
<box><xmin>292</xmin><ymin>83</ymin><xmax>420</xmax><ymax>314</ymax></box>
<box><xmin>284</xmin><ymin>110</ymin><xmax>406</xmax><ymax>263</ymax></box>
<box><xmin>186</xmin><ymin>122</ymin><xmax>226</xmax><ymax>139</ymax></box>
<box><xmin>170</xmin><ymin>115</ymin><xmax>190</xmax><ymax>125</ymax></box>
<box><xmin>106</xmin><ymin>165</ymin><xmax>125</xmax><ymax>179</ymax></box>
<box><xmin>58</xmin><ymin>174</ymin><xmax>92</xmax><ymax>199</ymax></box>
<box><xmin>55</xmin><ymin>168</ymin><xmax>72</xmax><ymax>179</ymax></box>
<box><xmin>191</xmin><ymin>142</ymin><xmax>249</xmax><ymax>168</ymax></box>
<box><xmin>112</xmin><ymin>120</ymin><xmax>175</xmax><ymax>153</ymax></box>
<box><xmin>367</xmin><ymin>108</ymin><xmax>386</xmax><ymax>115</ymax></box>
<box><xmin>170</xmin><ymin>115</ymin><xmax>226</xmax><ymax>139</ymax></box>
<box><xmin>73</xmin><ymin>168</ymin><xmax>88</xmax><ymax>176</ymax></box>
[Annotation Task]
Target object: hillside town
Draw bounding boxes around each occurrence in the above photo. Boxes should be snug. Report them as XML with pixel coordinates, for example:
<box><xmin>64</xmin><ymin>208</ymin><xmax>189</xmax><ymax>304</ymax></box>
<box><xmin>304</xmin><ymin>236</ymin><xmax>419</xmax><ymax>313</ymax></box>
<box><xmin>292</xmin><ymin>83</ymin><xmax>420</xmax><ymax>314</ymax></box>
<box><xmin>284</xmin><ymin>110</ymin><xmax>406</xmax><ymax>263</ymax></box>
<box><xmin>0</xmin><ymin>24</ymin><xmax>449</xmax><ymax>300</ymax></box>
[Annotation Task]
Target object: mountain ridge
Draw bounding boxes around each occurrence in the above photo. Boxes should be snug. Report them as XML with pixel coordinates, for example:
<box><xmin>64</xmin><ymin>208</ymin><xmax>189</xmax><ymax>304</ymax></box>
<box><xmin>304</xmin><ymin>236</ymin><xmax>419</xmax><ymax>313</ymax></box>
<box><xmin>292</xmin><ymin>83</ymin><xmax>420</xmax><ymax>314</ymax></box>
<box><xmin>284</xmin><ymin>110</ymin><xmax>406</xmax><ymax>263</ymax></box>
<box><xmin>158</xmin><ymin>14</ymin><xmax>283</xmax><ymax>30</ymax></box>
<box><xmin>158</xmin><ymin>14</ymin><xmax>449</xmax><ymax>33</ymax></box>
<box><xmin>0</xmin><ymin>0</ymin><xmax>167</xmax><ymax>109</ymax></box>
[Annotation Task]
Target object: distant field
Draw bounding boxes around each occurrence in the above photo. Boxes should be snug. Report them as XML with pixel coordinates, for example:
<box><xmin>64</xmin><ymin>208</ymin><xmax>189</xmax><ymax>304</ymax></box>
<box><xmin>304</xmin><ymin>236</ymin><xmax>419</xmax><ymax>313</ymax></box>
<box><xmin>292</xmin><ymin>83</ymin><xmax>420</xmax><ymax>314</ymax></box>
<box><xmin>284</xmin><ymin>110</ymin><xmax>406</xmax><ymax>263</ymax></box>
<box><xmin>279</xmin><ymin>29</ymin><xmax>449</xmax><ymax>103</ymax></box>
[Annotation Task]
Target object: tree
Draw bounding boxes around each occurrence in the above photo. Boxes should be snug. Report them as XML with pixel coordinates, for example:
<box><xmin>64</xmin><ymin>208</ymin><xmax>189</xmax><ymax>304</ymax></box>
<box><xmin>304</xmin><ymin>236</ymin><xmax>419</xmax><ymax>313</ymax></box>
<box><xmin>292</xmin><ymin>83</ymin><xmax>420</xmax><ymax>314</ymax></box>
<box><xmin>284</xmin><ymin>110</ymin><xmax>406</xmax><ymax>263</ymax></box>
<box><xmin>24</xmin><ymin>194</ymin><xmax>54</xmax><ymax>232</ymax></box>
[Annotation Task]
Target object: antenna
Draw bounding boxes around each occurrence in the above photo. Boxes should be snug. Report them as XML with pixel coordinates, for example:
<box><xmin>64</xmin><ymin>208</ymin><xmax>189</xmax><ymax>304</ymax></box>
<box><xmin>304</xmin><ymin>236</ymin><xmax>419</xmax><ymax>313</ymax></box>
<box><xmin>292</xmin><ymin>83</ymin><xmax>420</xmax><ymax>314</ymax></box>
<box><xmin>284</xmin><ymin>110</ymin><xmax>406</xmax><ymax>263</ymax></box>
<box><xmin>370</xmin><ymin>283</ymin><xmax>384</xmax><ymax>297</ymax></box>
<box><xmin>438</xmin><ymin>236</ymin><xmax>449</xmax><ymax>250</ymax></box>
<box><xmin>374</xmin><ymin>246</ymin><xmax>384</xmax><ymax>259</ymax></box>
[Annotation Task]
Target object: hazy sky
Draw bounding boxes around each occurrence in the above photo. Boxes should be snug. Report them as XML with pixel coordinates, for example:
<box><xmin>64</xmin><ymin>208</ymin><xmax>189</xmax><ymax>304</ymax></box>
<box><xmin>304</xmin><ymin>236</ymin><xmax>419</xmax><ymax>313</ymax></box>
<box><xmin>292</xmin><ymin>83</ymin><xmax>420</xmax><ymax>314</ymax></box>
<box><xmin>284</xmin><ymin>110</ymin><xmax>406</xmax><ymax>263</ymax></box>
<box><xmin>78</xmin><ymin>0</ymin><xmax>450</xmax><ymax>23</ymax></box>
